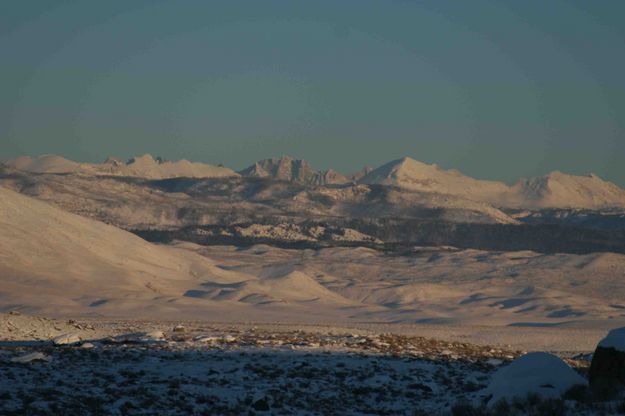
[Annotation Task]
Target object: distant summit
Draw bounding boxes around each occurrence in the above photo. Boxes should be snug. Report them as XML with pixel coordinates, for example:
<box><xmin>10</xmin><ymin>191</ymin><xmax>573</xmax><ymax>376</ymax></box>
<box><xmin>239</xmin><ymin>156</ymin><xmax>313</xmax><ymax>182</ymax></box>
<box><xmin>358</xmin><ymin>157</ymin><xmax>509</xmax><ymax>200</ymax></box>
<box><xmin>7</xmin><ymin>155</ymin><xmax>84</xmax><ymax>174</ymax></box>
<box><xmin>239</xmin><ymin>156</ymin><xmax>348</xmax><ymax>185</ymax></box>
<box><xmin>508</xmin><ymin>171</ymin><xmax>625</xmax><ymax>209</ymax></box>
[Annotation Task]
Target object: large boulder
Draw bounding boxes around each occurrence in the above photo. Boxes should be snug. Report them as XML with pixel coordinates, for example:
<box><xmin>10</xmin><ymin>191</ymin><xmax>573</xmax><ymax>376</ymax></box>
<box><xmin>589</xmin><ymin>327</ymin><xmax>625</xmax><ymax>399</ymax></box>
<box><xmin>481</xmin><ymin>352</ymin><xmax>586</xmax><ymax>404</ymax></box>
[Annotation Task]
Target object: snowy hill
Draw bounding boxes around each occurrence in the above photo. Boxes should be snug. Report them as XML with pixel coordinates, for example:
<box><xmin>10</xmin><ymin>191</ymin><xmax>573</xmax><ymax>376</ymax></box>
<box><xmin>0</xmin><ymin>185</ymin><xmax>249</xmax><ymax>314</ymax></box>
<box><xmin>0</xmin><ymin>186</ymin><xmax>360</xmax><ymax>318</ymax></box>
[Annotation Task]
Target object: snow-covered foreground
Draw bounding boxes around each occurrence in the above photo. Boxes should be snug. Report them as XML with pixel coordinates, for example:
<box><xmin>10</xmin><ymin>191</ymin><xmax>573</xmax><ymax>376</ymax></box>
<box><xmin>0</xmin><ymin>344</ymin><xmax>491</xmax><ymax>415</ymax></box>
<box><xmin>0</xmin><ymin>335</ymin><xmax>572</xmax><ymax>415</ymax></box>
<box><xmin>0</xmin><ymin>315</ymin><xmax>602</xmax><ymax>416</ymax></box>
<box><xmin>17</xmin><ymin>313</ymin><xmax>625</xmax><ymax>415</ymax></box>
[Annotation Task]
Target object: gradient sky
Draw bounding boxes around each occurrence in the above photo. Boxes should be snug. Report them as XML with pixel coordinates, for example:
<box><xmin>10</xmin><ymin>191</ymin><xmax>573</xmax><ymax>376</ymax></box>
<box><xmin>2</xmin><ymin>0</ymin><xmax>624</xmax><ymax>185</ymax></box>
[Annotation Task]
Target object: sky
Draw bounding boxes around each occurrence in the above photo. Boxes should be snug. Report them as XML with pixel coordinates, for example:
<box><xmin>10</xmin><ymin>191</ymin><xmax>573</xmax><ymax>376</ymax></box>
<box><xmin>1</xmin><ymin>0</ymin><xmax>624</xmax><ymax>185</ymax></box>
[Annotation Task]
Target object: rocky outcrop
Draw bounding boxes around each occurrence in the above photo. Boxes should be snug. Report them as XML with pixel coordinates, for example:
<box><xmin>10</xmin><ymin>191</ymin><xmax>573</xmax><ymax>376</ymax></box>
<box><xmin>349</xmin><ymin>166</ymin><xmax>373</xmax><ymax>182</ymax></box>
<box><xmin>52</xmin><ymin>333</ymin><xmax>82</xmax><ymax>346</ymax></box>
<box><xmin>239</xmin><ymin>156</ymin><xmax>349</xmax><ymax>185</ymax></box>
<box><xmin>239</xmin><ymin>156</ymin><xmax>314</xmax><ymax>182</ymax></box>
<box><xmin>589</xmin><ymin>327</ymin><xmax>625</xmax><ymax>399</ymax></box>
<box><xmin>11</xmin><ymin>352</ymin><xmax>51</xmax><ymax>363</ymax></box>
<box><xmin>307</xmin><ymin>169</ymin><xmax>349</xmax><ymax>186</ymax></box>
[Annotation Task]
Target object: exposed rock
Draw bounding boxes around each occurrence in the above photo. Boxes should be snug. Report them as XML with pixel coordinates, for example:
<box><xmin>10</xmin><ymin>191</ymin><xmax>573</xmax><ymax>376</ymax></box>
<box><xmin>349</xmin><ymin>166</ymin><xmax>373</xmax><ymax>182</ymax></box>
<box><xmin>307</xmin><ymin>169</ymin><xmax>349</xmax><ymax>186</ymax></box>
<box><xmin>194</xmin><ymin>335</ymin><xmax>220</xmax><ymax>344</ymax></box>
<box><xmin>143</xmin><ymin>330</ymin><xmax>166</xmax><ymax>341</ymax></box>
<box><xmin>222</xmin><ymin>335</ymin><xmax>237</xmax><ymax>343</ymax></box>
<box><xmin>231</xmin><ymin>223</ymin><xmax>382</xmax><ymax>244</ymax></box>
<box><xmin>239</xmin><ymin>156</ymin><xmax>315</xmax><ymax>183</ymax></box>
<box><xmin>252</xmin><ymin>398</ymin><xmax>270</xmax><ymax>412</ymax></box>
<box><xmin>52</xmin><ymin>333</ymin><xmax>81</xmax><ymax>346</ymax></box>
<box><xmin>239</xmin><ymin>156</ymin><xmax>349</xmax><ymax>185</ymax></box>
<box><xmin>589</xmin><ymin>327</ymin><xmax>625</xmax><ymax>398</ymax></box>
<box><xmin>11</xmin><ymin>352</ymin><xmax>51</xmax><ymax>363</ymax></box>
<box><xmin>486</xmin><ymin>358</ymin><xmax>503</xmax><ymax>367</ymax></box>
<box><xmin>173</xmin><ymin>325</ymin><xmax>186</xmax><ymax>333</ymax></box>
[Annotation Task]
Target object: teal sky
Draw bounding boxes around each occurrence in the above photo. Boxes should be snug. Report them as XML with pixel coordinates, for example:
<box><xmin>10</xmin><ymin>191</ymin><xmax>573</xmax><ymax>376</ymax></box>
<box><xmin>2</xmin><ymin>0</ymin><xmax>624</xmax><ymax>185</ymax></box>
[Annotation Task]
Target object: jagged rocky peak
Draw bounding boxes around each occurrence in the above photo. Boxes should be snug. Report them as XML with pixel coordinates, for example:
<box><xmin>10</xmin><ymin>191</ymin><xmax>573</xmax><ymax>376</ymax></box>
<box><xmin>240</xmin><ymin>156</ymin><xmax>310</xmax><ymax>181</ymax></box>
<box><xmin>350</xmin><ymin>166</ymin><xmax>374</xmax><ymax>181</ymax></box>
<box><xmin>103</xmin><ymin>156</ymin><xmax>124</xmax><ymax>166</ymax></box>
<box><xmin>127</xmin><ymin>154</ymin><xmax>159</xmax><ymax>165</ymax></box>
<box><xmin>307</xmin><ymin>168</ymin><xmax>349</xmax><ymax>186</ymax></box>
<box><xmin>239</xmin><ymin>156</ymin><xmax>348</xmax><ymax>185</ymax></box>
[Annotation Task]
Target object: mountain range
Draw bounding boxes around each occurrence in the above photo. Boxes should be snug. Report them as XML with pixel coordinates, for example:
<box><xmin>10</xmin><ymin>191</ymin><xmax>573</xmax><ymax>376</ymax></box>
<box><xmin>6</xmin><ymin>154</ymin><xmax>625</xmax><ymax>210</ymax></box>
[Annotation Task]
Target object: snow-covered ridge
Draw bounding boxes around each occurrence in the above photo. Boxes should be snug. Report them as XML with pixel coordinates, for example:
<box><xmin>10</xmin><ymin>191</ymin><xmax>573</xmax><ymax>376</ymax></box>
<box><xmin>359</xmin><ymin>157</ymin><xmax>625</xmax><ymax>209</ymax></box>
<box><xmin>6</xmin><ymin>154</ymin><xmax>238</xmax><ymax>179</ymax></box>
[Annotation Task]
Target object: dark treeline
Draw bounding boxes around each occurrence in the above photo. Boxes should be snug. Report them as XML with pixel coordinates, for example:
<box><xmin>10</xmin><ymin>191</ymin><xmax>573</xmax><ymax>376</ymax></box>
<box><xmin>132</xmin><ymin>218</ymin><xmax>625</xmax><ymax>255</ymax></box>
